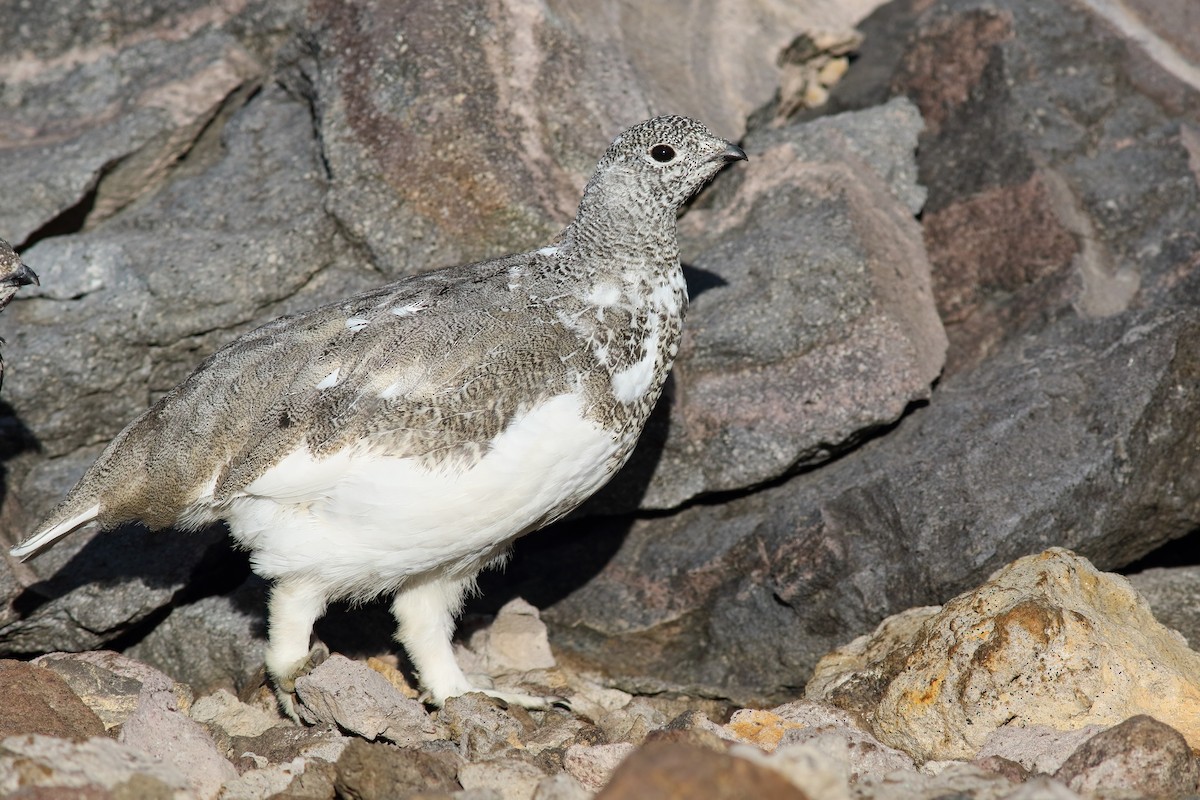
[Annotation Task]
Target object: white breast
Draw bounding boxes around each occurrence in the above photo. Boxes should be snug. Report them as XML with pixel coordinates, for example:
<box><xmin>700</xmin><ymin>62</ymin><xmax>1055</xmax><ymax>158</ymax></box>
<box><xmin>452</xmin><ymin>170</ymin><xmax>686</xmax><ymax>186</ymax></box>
<box><xmin>222</xmin><ymin>392</ymin><xmax>619</xmax><ymax>597</ymax></box>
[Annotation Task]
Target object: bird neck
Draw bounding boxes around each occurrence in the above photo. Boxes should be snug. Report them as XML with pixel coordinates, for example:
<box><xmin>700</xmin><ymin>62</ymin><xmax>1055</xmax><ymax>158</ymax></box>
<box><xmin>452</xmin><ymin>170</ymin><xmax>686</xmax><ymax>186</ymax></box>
<box><xmin>564</xmin><ymin>176</ymin><xmax>681</xmax><ymax>273</ymax></box>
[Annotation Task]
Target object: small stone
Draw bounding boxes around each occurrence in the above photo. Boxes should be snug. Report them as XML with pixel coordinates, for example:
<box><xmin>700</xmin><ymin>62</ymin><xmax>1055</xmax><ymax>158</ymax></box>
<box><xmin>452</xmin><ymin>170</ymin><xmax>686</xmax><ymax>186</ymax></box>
<box><xmin>229</xmin><ymin>724</ymin><xmax>351</xmax><ymax>769</ymax></box>
<box><xmin>439</xmin><ymin>692</ymin><xmax>532</xmax><ymax>760</ymax></box>
<box><xmin>119</xmin><ymin>684</ymin><xmax>239</xmax><ymax>799</ymax></box>
<box><xmin>519</xmin><ymin>710</ymin><xmax>594</xmax><ymax>755</ymax></box>
<box><xmin>466</xmin><ymin>598</ymin><xmax>557</xmax><ymax>674</ymax></box>
<box><xmin>1053</xmin><ymin>715</ymin><xmax>1200</xmax><ymax>798</ymax></box>
<box><xmin>0</xmin><ymin>659</ymin><xmax>105</xmax><ymax>741</ymax></box>
<box><xmin>975</xmin><ymin>724</ymin><xmax>1106</xmax><ymax>775</ymax></box>
<box><xmin>459</xmin><ymin>756</ymin><xmax>547</xmax><ymax>800</ymax></box>
<box><xmin>730</xmin><ymin>742</ymin><xmax>850</xmax><ymax>800</ymax></box>
<box><xmin>334</xmin><ymin>738</ymin><xmax>460</xmax><ymax>800</ymax></box>
<box><xmin>1001</xmin><ymin>777</ymin><xmax>1085</xmax><ymax>799</ymax></box>
<box><xmin>190</xmin><ymin>688</ymin><xmax>281</xmax><ymax>738</ymax></box>
<box><xmin>853</xmin><ymin>761</ymin><xmax>1018</xmax><ymax>799</ymax></box>
<box><xmin>562</xmin><ymin>742</ymin><xmax>636</xmax><ymax>791</ymax></box>
<box><xmin>596</xmin><ymin>697</ymin><xmax>669</xmax><ymax>746</ymax></box>
<box><xmin>533</xmin><ymin>773</ymin><xmax>591</xmax><ymax>800</ymax></box>
<box><xmin>276</xmin><ymin>758</ymin><xmax>338</xmax><ymax>800</ymax></box>
<box><xmin>777</xmin><ymin>723</ymin><xmax>913</xmax><ymax>782</ymax></box>
<box><xmin>219</xmin><ymin>757</ymin><xmax>307</xmax><ymax>800</ymax></box>
<box><xmin>367</xmin><ymin>656</ymin><xmax>420</xmax><ymax>699</ymax></box>
<box><xmin>293</xmin><ymin>654</ymin><xmax>444</xmax><ymax>746</ymax></box>
<box><xmin>971</xmin><ymin>754</ymin><xmax>1031</xmax><ymax>783</ymax></box>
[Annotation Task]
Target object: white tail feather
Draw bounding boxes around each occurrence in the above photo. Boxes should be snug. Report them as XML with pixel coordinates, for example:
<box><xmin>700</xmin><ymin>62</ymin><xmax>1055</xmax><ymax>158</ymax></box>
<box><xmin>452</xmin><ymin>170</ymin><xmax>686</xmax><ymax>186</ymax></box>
<box><xmin>10</xmin><ymin>504</ymin><xmax>101</xmax><ymax>560</ymax></box>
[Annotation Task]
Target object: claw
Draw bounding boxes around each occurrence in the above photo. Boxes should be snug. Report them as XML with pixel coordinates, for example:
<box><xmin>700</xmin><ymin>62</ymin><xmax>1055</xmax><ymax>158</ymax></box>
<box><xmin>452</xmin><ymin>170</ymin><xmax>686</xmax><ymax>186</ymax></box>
<box><xmin>272</xmin><ymin>641</ymin><xmax>331</xmax><ymax>722</ymax></box>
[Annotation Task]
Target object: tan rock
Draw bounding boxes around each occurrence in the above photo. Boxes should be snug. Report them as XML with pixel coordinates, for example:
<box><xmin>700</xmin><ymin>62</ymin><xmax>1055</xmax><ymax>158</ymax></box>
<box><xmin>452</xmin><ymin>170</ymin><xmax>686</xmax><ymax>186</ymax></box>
<box><xmin>459</xmin><ymin>756</ymin><xmax>547</xmax><ymax>800</ymax></box>
<box><xmin>562</xmin><ymin>741</ymin><xmax>636</xmax><ymax>791</ymax></box>
<box><xmin>832</xmin><ymin>549</ymin><xmax>1200</xmax><ymax>761</ymax></box>
<box><xmin>467</xmin><ymin>597</ymin><xmax>558</xmax><ymax>674</ymax></box>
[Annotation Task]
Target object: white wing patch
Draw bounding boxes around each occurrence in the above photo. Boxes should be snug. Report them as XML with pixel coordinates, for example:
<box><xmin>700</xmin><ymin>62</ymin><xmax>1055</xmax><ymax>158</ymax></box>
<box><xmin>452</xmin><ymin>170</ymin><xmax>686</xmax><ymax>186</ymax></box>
<box><xmin>316</xmin><ymin>368</ymin><xmax>341</xmax><ymax>390</ymax></box>
<box><xmin>610</xmin><ymin>326</ymin><xmax>661</xmax><ymax>404</ymax></box>
<box><xmin>586</xmin><ymin>283</ymin><xmax>622</xmax><ymax>307</ymax></box>
<box><xmin>345</xmin><ymin>317</ymin><xmax>370</xmax><ymax>332</ymax></box>
<box><xmin>392</xmin><ymin>300</ymin><xmax>431</xmax><ymax>317</ymax></box>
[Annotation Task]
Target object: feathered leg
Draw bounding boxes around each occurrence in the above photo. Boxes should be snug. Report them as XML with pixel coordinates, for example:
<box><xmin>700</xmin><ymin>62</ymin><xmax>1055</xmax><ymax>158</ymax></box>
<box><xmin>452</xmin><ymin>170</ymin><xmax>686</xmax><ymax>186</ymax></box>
<box><xmin>390</xmin><ymin>573</ymin><xmax>553</xmax><ymax>709</ymax></box>
<box><xmin>265</xmin><ymin>580</ymin><xmax>329</xmax><ymax>720</ymax></box>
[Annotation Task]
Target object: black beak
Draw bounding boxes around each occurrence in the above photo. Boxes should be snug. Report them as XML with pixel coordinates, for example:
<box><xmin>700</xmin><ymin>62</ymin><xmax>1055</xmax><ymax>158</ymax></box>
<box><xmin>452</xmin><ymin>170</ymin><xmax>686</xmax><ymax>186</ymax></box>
<box><xmin>709</xmin><ymin>142</ymin><xmax>748</xmax><ymax>163</ymax></box>
<box><xmin>3</xmin><ymin>262</ymin><xmax>38</xmax><ymax>288</ymax></box>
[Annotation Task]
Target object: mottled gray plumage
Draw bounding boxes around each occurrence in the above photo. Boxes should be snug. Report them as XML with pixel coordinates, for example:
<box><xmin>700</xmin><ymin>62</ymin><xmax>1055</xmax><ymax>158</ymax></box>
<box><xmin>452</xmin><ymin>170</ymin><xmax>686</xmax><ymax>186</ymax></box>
<box><xmin>0</xmin><ymin>239</ymin><xmax>38</xmax><ymax>390</ymax></box>
<box><xmin>12</xmin><ymin>116</ymin><xmax>746</xmax><ymax>715</ymax></box>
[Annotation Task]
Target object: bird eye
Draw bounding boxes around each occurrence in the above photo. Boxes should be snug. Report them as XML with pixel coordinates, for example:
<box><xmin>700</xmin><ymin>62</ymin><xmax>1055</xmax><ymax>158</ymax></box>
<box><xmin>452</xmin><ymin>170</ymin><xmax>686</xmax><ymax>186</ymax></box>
<box><xmin>650</xmin><ymin>144</ymin><xmax>676</xmax><ymax>163</ymax></box>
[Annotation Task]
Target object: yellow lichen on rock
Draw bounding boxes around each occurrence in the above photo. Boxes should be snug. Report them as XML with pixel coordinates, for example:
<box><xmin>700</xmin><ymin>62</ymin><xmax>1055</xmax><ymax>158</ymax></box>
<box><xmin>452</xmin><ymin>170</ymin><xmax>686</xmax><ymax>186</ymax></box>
<box><xmin>723</xmin><ymin>709</ymin><xmax>807</xmax><ymax>752</ymax></box>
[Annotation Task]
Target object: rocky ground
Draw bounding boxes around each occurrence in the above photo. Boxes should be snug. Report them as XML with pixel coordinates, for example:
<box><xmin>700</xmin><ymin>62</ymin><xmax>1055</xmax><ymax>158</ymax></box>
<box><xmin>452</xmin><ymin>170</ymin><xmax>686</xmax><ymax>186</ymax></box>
<box><xmin>1</xmin><ymin>0</ymin><xmax>1199</xmax><ymax>797</ymax></box>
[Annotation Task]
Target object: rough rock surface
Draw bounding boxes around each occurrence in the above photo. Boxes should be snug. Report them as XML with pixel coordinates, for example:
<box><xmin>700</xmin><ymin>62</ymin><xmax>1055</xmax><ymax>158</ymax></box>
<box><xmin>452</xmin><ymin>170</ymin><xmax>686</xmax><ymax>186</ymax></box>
<box><xmin>292</xmin><ymin>0</ymin><xmax>881</xmax><ymax>275</ymax></box>
<box><xmin>125</xmin><ymin>573</ymin><xmax>267</xmax><ymax>696</ymax></box>
<box><xmin>0</xmin><ymin>733</ymin><xmax>193</xmax><ymax>798</ymax></box>
<box><xmin>820</xmin><ymin>0</ymin><xmax>1200</xmax><ymax>374</ymax></box>
<box><xmin>293</xmin><ymin>654</ymin><xmax>445</xmax><ymax>746</ymax></box>
<box><xmin>807</xmin><ymin>549</ymin><xmax>1200</xmax><ymax>761</ymax></box>
<box><xmin>35</xmin><ymin>649</ymin><xmax>194</xmax><ymax>730</ymax></box>
<box><xmin>538</xmin><ymin>307</ymin><xmax>1200</xmax><ymax>702</ymax></box>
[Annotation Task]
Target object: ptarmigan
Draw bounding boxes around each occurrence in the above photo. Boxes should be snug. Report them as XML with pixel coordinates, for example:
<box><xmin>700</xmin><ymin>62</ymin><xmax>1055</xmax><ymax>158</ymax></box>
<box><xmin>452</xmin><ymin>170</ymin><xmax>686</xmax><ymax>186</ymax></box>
<box><xmin>11</xmin><ymin>116</ymin><xmax>747</xmax><ymax>716</ymax></box>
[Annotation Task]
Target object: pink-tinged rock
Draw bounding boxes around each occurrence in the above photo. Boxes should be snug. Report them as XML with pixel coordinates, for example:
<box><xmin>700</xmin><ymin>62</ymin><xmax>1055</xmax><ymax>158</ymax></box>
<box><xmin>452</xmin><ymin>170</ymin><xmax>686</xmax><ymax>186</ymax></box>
<box><xmin>35</xmin><ymin>650</ymin><xmax>192</xmax><ymax>730</ymax></box>
<box><xmin>120</xmin><ymin>697</ymin><xmax>238</xmax><ymax>800</ymax></box>
<box><xmin>976</xmin><ymin>724</ymin><xmax>1106</xmax><ymax>775</ymax></box>
<box><xmin>1054</xmin><ymin>715</ymin><xmax>1200</xmax><ymax>798</ymax></box>
<box><xmin>0</xmin><ymin>733</ymin><xmax>191</xmax><ymax>797</ymax></box>
<box><xmin>0</xmin><ymin>659</ymin><xmax>104</xmax><ymax>741</ymax></box>
<box><xmin>459</xmin><ymin>755</ymin><xmax>547</xmax><ymax>800</ymax></box>
<box><xmin>466</xmin><ymin>597</ymin><xmax>557</xmax><ymax>675</ymax></box>
<box><xmin>299</xmin><ymin>0</ymin><xmax>884</xmax><ymax>275</ymax></box>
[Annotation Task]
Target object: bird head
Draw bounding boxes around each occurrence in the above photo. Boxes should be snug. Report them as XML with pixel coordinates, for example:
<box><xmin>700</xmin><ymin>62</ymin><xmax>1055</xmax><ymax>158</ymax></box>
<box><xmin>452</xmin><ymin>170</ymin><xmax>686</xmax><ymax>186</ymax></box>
<box><xmin>584</xmin><ymin>115</ymin><xmax>748</xmax><ymax>215</ymax></box>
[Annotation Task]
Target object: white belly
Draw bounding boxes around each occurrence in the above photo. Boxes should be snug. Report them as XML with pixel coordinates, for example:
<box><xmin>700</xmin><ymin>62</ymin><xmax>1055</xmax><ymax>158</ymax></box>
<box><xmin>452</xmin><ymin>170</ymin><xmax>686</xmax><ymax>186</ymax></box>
<box><xmin>222</xmin><ymin>392</ymin><xmax>620</xmax><ymax>597</ymax></box>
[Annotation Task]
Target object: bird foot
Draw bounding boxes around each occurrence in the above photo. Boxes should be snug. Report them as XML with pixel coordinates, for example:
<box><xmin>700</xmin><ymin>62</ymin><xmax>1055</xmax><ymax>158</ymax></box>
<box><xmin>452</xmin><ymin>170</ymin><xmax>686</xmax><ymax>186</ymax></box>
<box><xmin>272</xmin><ymin>641</ymin><xmax>330</xmax><ymax>723</ymax></box>
<box><xmin>424</xmin><ymin>678</ymin><xmax>562</xmax><ymax>711</ymax></box>
<box><xmin>477</xmin><ymin>686</ymin><xmax>562</xmax><ymax>711</ymax></box>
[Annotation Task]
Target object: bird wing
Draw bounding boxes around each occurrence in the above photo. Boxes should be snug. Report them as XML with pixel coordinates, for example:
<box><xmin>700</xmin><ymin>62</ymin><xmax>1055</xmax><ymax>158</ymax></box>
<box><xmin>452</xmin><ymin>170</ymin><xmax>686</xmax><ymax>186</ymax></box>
<box><xmin>51</xmin><ymin>254</ymin><xmax>588</xmax><ymax>528</ymax></box>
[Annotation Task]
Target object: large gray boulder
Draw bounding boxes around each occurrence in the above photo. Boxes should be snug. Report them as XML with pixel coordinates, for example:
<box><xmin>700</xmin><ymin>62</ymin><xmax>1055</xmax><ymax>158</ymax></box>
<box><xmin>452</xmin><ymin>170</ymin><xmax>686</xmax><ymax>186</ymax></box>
<box><xmin>540</xmin><ymin>306</ymin><xmax>1200</xmax><ymax>703</ymax></box>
